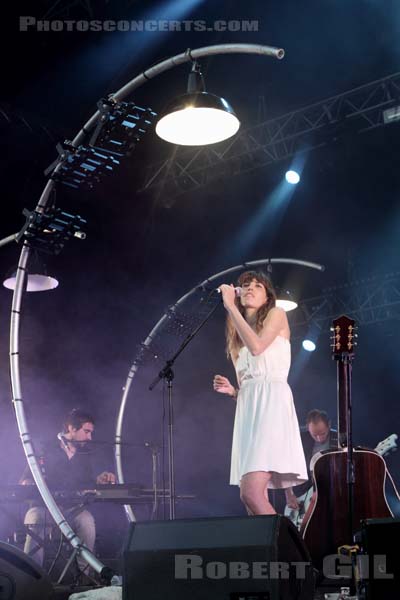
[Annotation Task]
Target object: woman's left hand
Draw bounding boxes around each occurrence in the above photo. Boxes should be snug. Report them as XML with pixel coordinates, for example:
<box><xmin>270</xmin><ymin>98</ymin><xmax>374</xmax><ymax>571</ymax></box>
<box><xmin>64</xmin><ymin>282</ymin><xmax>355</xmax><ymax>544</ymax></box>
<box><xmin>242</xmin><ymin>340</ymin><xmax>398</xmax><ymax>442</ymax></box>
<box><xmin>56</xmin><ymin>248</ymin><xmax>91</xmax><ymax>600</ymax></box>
<box><xmin>219</xmin><ymin>284</ymin><xmax>237</xmax><ymax>310</ymax></box>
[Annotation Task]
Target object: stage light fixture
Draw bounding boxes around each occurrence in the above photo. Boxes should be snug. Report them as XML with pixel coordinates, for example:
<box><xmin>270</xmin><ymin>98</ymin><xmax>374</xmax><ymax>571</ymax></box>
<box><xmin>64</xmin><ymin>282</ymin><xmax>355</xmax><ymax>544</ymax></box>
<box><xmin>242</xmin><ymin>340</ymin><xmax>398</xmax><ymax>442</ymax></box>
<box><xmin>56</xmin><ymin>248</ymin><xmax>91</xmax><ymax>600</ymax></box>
<box><xmin>276</xmin><ymin>289</ymin><xmax>298</xmax><ymax>312</ymax></box>
<box><xmin>383</xmin><ymin>105</ymin><xmax>400</xmax><ymax>124</ymax></box>
<box><xmin>20</xmin><ymin>208</ymin><xmax>86</xmax><ymax>256</ymax></box>
<box><xmin>156</xmin><ymin>61</ymin><xmax>240</xmax><ymax>146</ymax></box>
<box><xmin>45</xmin><ymin>102</ymin><xmax>156</xmax><ymax>191</ymax></box>
<box><xmin>3</xmin><ymin>272</ymin><xmax>59</xmax><ymax>292</ymax></box>
<box><xmin>3</xmin><ymin>251</ymin><xmax>59</xmax><ymax>293</ymax></box>
<box><xmin>285</xmin><ymin>170</ymin><xmax>300</xmax><ymax>185</ymax></box>
<box><xmin>302</xmin><ymin>339</ymin><xmax>316</xmax><ymax>352</ymax></box>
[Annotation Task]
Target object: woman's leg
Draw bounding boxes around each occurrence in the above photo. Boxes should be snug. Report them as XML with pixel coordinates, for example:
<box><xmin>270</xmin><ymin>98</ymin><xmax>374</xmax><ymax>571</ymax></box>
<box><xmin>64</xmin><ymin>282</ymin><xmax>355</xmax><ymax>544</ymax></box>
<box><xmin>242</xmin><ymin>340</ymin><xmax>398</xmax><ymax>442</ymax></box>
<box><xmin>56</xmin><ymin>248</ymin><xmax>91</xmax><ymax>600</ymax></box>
<box><xmin>240</xmin><ymin>471</ymin><xmax>276</xmax><ymax>515</ymax></box>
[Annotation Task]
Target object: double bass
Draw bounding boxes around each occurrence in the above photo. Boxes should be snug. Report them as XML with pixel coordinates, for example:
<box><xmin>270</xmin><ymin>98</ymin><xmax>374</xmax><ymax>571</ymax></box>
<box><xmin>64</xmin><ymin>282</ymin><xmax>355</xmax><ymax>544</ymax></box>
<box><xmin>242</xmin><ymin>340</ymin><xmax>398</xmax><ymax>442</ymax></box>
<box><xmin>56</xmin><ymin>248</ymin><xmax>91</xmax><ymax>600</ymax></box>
<box><xmin>301</xmin><ymin>315</ymin><xmax>393</xmax><ymax>571</ymax></box>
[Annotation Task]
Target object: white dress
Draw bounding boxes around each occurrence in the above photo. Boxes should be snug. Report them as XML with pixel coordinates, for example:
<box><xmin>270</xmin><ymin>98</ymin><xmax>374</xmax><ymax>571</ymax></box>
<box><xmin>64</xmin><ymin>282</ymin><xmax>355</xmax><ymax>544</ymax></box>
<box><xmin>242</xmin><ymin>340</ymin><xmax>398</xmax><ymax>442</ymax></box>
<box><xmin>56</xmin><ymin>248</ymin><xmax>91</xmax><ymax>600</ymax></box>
<box><xmin>230</xmin><ymin>335</ymin><xmax>308</xmax><ymax>489</ymax></box>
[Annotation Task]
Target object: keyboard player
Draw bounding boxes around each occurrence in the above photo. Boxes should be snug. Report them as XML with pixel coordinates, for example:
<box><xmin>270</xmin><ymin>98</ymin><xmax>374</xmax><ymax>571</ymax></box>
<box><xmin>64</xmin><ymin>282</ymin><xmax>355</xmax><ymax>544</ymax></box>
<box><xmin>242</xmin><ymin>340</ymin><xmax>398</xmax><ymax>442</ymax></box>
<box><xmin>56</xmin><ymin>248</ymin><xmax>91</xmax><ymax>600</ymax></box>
<box><xmin>20</xmin><ymin>408</ymin><xmax>115</xmax><ymax>575</ymax></box>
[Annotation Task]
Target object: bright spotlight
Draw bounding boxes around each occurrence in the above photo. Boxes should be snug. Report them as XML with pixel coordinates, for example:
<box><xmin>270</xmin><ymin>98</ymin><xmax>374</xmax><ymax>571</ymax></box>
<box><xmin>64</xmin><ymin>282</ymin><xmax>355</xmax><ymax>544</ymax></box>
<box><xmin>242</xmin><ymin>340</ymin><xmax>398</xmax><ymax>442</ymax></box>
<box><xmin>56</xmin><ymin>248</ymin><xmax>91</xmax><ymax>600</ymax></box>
<box><xmin>302</xmin><ymin>339</ymin><xmax>316</xmax><ymax>352</ymax></box>
<box><xmin>285</xmin><ymin>170</ymin><xmax>300</xmax><ymax>185</ymax></box>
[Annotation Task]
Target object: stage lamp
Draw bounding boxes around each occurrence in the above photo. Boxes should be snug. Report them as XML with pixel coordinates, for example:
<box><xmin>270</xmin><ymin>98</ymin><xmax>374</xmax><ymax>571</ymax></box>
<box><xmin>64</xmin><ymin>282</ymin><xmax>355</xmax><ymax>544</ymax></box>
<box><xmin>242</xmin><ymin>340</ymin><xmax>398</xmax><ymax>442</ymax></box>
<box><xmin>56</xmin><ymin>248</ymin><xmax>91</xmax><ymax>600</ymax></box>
<box><xmin>383</xmin><ymin>105</ymin><xmax>400</xmax><ymax>124</ymax></box>
<box><xmin>285</xmin><ymin>170</ymin><xmax>300</xmax><ymax>185</ymax></box>
<box><xmin>302</xmin><ymin>339</ymin><xmax>316</xmax><ymax>352</ymax></box>
<box><xmin>3</xmin><ymin>254</ymin><xmax>59</xmax><ymax>292</ymax></box>
<box><xmin>156</xmin><ymin>61</ymin><xmax>240</xmax><ymax>146</ymax></box>
<box><xmin>276</xmin><ymin>289</ymin><xmax>298</xmax><ymax>312</ymax></box>
<box><xmin>3</xmin><ymin>272</ymin><xmax>59</xmax><ymax>292</ymax></box>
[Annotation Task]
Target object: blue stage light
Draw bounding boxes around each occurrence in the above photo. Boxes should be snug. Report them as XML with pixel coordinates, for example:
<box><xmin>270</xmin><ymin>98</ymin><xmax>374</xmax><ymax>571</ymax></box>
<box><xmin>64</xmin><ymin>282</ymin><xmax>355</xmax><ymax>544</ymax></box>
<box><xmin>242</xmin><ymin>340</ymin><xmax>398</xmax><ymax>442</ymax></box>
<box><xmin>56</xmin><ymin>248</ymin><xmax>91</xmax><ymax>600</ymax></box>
<box><xmin>285</xmin><ymin>170</ymin><xmax>300</xmax><ymax>184</ymax></box>
<box><xmin>302</xmin><ymin>339</ymin><xmax>316</xmax><ymax>352</ymax></box>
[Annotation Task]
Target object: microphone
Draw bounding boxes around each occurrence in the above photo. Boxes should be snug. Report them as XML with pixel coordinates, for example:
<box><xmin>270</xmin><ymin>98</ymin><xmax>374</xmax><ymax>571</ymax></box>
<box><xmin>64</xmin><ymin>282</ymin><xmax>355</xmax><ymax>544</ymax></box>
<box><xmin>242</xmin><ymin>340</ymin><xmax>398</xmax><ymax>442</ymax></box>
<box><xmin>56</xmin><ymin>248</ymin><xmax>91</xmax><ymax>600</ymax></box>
<box><xmin>57</xmin><ymin>432</ymin><xmax>70</xmax><ymax>451</ymax></box>
<box><xmin>215</xmin><ymin>286</ymin><xmax>242</xmax><ymax>297</ymax></box>
<box><xmin>144</xmin><ymin>441</ymin><xmax>160</xmax><ymax>452</ymax></box>
<box><xmin>57</xmin><ymin>432</ymin><xmax>82</xmax><ymax>448</ymax></box>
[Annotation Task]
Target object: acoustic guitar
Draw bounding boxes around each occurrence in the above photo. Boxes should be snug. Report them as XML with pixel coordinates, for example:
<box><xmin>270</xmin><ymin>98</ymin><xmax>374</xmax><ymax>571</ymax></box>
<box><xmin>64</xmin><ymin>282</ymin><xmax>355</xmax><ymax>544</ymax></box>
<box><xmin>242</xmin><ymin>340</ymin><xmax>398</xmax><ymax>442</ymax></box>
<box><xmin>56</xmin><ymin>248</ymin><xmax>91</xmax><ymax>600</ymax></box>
<box><xmin>284</xmin><ymin>434</ymin><xmax>397</xmax><ymax>530</ymax></box>
<box><xmin>300</xmin><ymin>315</ymin><xmax>394</xmax><ymax>571</ymax></box>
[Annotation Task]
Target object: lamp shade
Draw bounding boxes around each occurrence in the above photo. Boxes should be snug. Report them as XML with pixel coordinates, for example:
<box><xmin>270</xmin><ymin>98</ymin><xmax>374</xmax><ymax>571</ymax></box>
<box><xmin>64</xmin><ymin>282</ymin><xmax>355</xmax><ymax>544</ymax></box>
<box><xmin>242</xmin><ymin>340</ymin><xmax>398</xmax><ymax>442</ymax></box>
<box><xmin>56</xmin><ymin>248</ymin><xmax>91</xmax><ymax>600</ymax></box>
<box><xmin>275</xmin><ymin>289</ymin><xmax>298</xmax><ymax>312</ymax></box>
<box><xmin>155</xmin><ymin>92</ymin><xmax>240</xmax><ymax>146</ymax></box>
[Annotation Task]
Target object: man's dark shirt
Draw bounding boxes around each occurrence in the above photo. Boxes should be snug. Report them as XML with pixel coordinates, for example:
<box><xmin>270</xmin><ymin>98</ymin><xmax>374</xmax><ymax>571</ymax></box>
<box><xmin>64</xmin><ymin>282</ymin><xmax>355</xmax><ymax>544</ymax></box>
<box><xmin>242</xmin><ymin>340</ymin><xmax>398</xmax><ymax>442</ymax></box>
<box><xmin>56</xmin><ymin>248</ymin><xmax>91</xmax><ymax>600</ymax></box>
<box><xmin>21</xmin><ymin>439</ymin><xmax>96</xmax><ymax>492</ymax></box>
<box><xmin>293</xmin><ymin>427</ymin><xmax>338</xmax><ymax>496</ymax></box>
<box><xmin>42</xmin><ymin>439</ymin><xmax>96</xmax><ymax>490</ymax></box>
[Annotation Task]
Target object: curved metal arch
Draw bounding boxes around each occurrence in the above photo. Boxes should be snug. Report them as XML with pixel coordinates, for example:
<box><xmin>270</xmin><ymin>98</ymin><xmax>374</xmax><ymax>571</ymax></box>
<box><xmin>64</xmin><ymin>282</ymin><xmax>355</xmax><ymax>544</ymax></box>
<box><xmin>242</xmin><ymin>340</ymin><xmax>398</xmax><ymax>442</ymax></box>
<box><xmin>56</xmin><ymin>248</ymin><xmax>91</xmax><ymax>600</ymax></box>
<box><xmin>9</xmin><ymin>44</ymin><xmax>285</xmax><ymax>575</ymax></box>
<box><xmin>10</xmin><ymin>246</ymin><xmax>108</xmax><ymax>575</ymax></box>
<box><xmin>115</xmin><ymin>258</ymin><xmax>324</xmax><ymax>521</ymax></box>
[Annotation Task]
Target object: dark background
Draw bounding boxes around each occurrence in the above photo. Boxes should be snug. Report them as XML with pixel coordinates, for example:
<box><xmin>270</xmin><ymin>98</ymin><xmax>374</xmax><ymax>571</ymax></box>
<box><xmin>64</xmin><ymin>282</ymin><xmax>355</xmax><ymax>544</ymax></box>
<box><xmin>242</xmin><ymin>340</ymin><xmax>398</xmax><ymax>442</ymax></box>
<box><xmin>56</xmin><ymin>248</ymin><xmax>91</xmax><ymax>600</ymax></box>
<box><xmin>0</xmin><ymin>0</ymin><xmax>399</xmax><ymax>553</ymax></box>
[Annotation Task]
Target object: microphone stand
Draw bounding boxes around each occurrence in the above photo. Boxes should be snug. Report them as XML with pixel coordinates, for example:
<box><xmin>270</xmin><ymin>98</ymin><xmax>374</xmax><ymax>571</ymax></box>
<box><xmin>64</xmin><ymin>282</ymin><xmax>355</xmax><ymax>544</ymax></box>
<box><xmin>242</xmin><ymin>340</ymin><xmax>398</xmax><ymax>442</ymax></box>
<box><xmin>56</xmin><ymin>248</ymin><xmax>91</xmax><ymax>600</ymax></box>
<box><xmin>148</xmin><ymin>295</ymin><xmax>221</xmax><ymax>520</ymax></box>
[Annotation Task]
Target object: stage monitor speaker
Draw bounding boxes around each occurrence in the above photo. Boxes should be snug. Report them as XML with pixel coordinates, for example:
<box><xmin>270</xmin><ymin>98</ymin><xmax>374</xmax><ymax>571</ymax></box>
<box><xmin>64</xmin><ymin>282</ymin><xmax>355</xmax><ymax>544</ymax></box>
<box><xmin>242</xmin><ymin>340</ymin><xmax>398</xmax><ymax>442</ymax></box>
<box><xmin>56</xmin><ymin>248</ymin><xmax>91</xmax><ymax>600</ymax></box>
<box><xmin>123</xmin><ymin>515</ymin><xmax>315</xmax><ymax>600</ymax></box>
<box><xmin>0</xmin><ymin>540</ymin><xmax>54</xmax><ymax>600</ymax></box>
<box><xmin>359</xmin><ymin>517</ymin><xmax>400</xmax><ymax>600</ymax></box>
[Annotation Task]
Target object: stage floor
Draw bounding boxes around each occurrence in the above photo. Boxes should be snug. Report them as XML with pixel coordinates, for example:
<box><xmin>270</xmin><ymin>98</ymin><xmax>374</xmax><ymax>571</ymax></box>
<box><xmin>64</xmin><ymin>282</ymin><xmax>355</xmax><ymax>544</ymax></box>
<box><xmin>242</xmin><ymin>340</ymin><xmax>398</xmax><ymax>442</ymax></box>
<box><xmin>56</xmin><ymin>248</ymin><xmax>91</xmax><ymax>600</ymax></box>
<box><xmin>52</xmin><ymin>583</ymin><xmax>350</xmax><ymax>600</ymax></box>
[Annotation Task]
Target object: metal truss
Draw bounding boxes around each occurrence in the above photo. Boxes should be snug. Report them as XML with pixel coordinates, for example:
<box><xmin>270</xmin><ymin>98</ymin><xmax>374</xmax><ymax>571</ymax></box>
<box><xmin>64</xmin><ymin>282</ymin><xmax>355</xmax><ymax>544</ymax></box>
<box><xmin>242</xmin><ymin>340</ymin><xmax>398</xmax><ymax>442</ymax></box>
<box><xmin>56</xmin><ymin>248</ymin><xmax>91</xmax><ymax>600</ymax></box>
<box><xmin>0</xmin><ymin>103</ymin><xmax>55</xmax><ymax>142</ymax></box>
<box><xmin>141</xmin><ymin>71</ymin><xmax>400</xmax><ymax>196</ymax></box>
<box><xmin>43</xmin><ymin>0</ymin><xmax>93</xmax><ymax>19</ymax></box>
<box><xmin>290</xmin><ymin>272</ymin><xmax>400</xmax><ymax>334</ymax></box>
<box><xmin>42</xmin><ymin>0</ymin><xmax>137</xmax><ymax>19</ymax></box>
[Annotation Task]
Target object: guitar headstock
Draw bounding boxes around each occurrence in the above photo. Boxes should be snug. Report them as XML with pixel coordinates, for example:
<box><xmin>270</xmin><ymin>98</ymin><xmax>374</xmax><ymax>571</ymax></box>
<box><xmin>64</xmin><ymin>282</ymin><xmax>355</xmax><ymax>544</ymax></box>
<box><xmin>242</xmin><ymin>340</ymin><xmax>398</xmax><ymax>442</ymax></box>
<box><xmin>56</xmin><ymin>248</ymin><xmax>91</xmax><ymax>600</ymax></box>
<box><xmin>331</xmin><ymin>315</ymin><xmax>357</xmax><ymax>359</ymax></box>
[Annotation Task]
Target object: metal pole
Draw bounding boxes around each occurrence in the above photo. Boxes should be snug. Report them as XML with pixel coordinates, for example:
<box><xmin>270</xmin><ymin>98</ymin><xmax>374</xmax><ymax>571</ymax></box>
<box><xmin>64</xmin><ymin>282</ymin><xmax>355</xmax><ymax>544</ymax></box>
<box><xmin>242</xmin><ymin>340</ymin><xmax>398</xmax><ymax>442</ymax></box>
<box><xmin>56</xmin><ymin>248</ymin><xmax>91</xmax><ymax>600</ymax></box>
<box><xmin>167</xmin><ymin>375</ymin><xmax>176</xmax><ymax>520</ymax></box>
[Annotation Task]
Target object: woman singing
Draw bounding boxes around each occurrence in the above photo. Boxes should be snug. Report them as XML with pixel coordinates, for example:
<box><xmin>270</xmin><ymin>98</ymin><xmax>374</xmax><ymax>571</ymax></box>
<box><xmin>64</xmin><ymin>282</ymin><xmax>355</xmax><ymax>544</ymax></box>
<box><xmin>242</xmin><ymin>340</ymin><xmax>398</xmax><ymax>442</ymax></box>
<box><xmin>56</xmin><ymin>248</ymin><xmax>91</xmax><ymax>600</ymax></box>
<box><xmin>213</xmin><ymin>271</ymin><xmax>307</xmax><ymax>515</ymax></box>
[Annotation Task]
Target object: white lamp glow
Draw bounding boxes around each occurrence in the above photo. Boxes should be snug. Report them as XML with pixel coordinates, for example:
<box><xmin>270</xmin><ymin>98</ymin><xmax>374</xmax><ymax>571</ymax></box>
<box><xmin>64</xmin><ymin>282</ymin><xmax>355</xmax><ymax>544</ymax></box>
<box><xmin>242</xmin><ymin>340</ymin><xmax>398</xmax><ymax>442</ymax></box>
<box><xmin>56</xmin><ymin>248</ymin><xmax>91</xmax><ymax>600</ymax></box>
<box><xmin>156</xmin><ymin>92</ymin><xmax>240</xmax><ymax>146</ymax></box>
<box><xmin>276</xmin><ymin>298</ymin><xmax>298</xmax><ymax>312</ymax></box>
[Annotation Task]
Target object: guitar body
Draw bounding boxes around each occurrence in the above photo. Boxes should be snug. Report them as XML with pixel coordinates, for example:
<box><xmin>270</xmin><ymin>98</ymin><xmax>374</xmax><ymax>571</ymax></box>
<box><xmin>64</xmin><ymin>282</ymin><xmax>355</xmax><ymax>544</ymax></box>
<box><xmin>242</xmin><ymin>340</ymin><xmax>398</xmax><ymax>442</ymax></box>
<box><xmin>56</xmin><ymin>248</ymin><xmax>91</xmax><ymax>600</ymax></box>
<box><xmin>301</xmin><ymin>448</ymin><xmax>393</xmax><ymax>569</ymax></box>
<box><xmin>283</xmin><ymin>434</ymin><xmax>398</xmax><ymax>530</ymax></box>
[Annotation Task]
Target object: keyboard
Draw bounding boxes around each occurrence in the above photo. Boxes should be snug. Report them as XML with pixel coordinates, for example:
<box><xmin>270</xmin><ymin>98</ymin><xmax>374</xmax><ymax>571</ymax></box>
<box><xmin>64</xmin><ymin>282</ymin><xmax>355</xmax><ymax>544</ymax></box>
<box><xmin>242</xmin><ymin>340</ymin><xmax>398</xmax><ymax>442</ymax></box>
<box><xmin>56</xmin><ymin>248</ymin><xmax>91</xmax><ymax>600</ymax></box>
<box><xmin>0</xmin><ymin>485</ymin><xmax>195</xmax><ymax>504</ymax></box>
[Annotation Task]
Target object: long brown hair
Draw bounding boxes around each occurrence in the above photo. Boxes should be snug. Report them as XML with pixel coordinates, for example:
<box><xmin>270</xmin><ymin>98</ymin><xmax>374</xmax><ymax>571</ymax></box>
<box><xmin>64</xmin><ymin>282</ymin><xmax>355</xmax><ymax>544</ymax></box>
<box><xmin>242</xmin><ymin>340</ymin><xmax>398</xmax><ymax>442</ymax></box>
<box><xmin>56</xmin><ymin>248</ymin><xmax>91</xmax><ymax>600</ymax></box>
<box><xmin>225</xmin><ymin>270</ymin><xmax>276</xmax><ymax>360</ymax></box>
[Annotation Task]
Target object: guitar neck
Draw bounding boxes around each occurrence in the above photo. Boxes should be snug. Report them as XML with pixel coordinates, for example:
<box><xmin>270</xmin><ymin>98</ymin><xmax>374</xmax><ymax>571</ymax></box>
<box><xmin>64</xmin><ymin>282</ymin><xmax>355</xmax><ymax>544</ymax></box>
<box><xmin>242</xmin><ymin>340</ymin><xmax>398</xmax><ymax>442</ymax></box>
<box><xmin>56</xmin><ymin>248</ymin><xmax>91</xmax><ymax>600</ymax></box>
<box><xmin>337</xmin><ymin>359</ymin><xmax>352</xmax><ymax>448</ymax></box>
